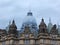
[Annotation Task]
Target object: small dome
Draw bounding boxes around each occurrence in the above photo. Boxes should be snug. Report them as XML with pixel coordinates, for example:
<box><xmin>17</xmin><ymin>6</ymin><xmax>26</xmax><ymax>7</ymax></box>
<box><xmin>48</xmin><ymin>18</ymin><xmax>53</xmax><ymax>32</ymax></box>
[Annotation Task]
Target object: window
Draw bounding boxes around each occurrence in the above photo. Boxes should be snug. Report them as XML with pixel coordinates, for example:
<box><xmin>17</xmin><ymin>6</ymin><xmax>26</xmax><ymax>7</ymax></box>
<box><xmin>2</xmin><ymin>42</ymin><xmax>6</xmax><ymax>45</ymax></box>
<box><xmin>50</xmin><ymin>40</ymin><xmax>57</xmax><ymax>45</ymax></box>
<box><xmin>24</xmin><ymin>40</ymin><xmax>30</xmax><ymax>44</ymax></box>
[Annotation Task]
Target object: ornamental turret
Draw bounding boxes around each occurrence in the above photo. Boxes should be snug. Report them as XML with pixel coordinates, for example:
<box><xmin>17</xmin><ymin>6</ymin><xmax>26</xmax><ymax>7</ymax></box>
<box><xmin>8</xmin><ymin>20</ymin><xmax>18</xmax><ymax>37</ymax></box>
<box><xmin>48</xmin><ymin>18</ymin><xmax>53</xmax><ymax>33</ymax></box>
<box><xmin>50</xmin><ymin>24</ymin><xmax>58</xmax><ymax>35</ymax></box>
<box><xmin>20</xmin><ymin>11</ymin><xmax>38</xmax><ymax>38</ymax></box>
<box><xmin>39</xmin><ymin>18</ymin><xmax>48</xmax><ymax>33</ymax></box>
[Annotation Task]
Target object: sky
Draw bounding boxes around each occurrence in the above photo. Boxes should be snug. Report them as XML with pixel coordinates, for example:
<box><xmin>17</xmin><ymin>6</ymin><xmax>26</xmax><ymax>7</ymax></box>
<box><xmin>0</xmin><ymin>0</ymin><xmax>60</xmax><ymax>29</ymax></box>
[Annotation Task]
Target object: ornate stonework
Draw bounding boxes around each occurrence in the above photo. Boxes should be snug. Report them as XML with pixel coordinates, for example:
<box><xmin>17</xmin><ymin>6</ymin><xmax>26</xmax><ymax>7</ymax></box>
<box><xmin>0</xmin><ymin>12</ymin><xmax>60</xmax><ymax>45</ymax></box>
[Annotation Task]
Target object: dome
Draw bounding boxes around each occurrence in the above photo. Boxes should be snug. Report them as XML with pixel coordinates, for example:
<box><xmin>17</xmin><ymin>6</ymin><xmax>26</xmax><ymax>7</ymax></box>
<box><xmin>20</xmin><ymin>11</ymin><xmax>38</xmax><ymax>37</ymax></box>
<box><xmin>23</xmin><ymin>11</ymin><xmax>37</xmax><ymax>26</ymax></box>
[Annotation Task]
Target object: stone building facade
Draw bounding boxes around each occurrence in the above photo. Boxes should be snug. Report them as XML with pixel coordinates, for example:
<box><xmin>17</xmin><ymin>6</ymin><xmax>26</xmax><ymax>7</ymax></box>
<box><xmin>0</xmin><ymin>11</ymin><xmax>60</xmax><ymax>45</ymax></box>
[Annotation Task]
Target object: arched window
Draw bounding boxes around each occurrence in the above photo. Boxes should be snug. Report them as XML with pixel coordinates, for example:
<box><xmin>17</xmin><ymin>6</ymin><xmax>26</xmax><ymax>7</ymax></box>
<box><xmin>24</xmin><ymin>40</ymin><xmax>30</xmax><ymax>44</ymax></box>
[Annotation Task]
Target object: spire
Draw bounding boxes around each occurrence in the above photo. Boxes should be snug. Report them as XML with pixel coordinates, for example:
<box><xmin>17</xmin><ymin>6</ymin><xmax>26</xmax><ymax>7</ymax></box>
<box><xmin>48</xmin><ymin>18</ymin><xmax>52</xmax><ymax>32</ymax></box>
<box><xmin>13</xmin><ymin>20</ymin><xmax>14</xmax><ymax>23</ymax></box>
<box><xmin>9</xmin><ymin>19</ymin><xmax>17</xmax><ymax>29</ymax></box>
<box><xmin>50</xmin><ymin>24</ymin><xmax>58</xmax><ymax>35</ymax></box>
<box><xmin>40</xmin><ymin>18</ymin><xmax>45</xmax><ymax>24</ymax></box>
<box><xmin>40</xmin><ymin>18</ymin><xmax>45</xmax><ymax>25</ymax></box>
<box><xmin>42</xmin><ymin>18</ymin><xmax>44</xmax><ymax>22</ymax></box>
<box><xmin>39</xmin><ymin>18</ymin><xmax>48</xmax><ymax>33</ymax></box>
<box><xmin>49</xmin><ymin>18</ymin><xmax>51</xmax><ymax>23</ymax></box>
<box><xmin>9</xmin><ymin>20</ymin><xmax>11</xmax><ymax>25</ymax></box>
<box><xmin>12</xmin><ymin>19</ymin><xmax>15</xmax><ymax>25</ymax></box>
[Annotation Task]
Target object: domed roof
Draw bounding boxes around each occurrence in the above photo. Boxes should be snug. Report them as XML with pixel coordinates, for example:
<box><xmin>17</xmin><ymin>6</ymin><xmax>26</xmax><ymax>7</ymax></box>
<box><xmin>23</xmin><ymin>11</ymin><xmax>37</xmax><ymax>26</ymax></box>
<box><xmin>20</xmin><ymin>11</ymin><xmax>38</xmax><ymax>37</ymax></box>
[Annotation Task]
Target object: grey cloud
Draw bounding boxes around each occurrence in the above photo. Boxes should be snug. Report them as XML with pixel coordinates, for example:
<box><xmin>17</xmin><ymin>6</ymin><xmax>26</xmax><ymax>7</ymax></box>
<box><xmin>0</xmin><ymin>0</ymin><xmax>60</xmax><ymax>28</ymax></box>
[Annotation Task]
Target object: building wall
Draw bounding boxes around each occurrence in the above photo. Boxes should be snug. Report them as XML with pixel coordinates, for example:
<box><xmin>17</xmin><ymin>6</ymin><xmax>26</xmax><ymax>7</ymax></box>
<box><xmin>0</xmin><ymin>35</ymin><xmax>60</xmax><ymax>45</ymax></box>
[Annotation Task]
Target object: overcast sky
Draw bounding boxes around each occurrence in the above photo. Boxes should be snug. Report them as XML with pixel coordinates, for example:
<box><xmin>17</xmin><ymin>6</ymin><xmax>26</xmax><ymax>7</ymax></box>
<box><xmin>0</xmin><ymin>0</ymin><xmax>60</xmax><ymax>29</ymax></box>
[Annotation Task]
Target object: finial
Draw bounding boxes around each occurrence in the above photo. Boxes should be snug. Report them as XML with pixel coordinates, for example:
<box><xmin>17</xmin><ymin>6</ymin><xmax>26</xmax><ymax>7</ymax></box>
<box><xmin>53</xmin><ymin>24</ymin><xmax>56</xmax><ymax>28</ymax></box>
<box><xmin>9</xmin><ymin>20</ymin><xmax>11</xmax><ymax>25</ymax></box>
<box><xmin>42</xmin><ymin>18</ymin><xmax>44</xmax><ymax>22</ymax></box>
<box><xmin>12</xmin><ymin>19</ymin><xmax>15</xmax><ymax>24</ymax></box>
<box><xmin>49</xmin><ymin>17</ymin><xmax>51</xmax><ymax>23</ymax></box>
